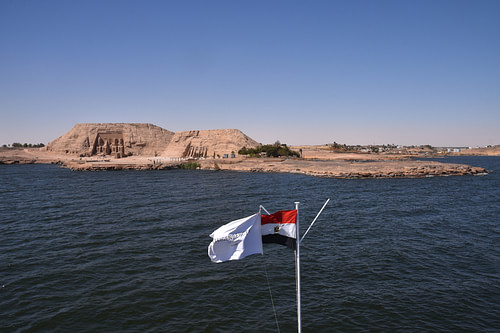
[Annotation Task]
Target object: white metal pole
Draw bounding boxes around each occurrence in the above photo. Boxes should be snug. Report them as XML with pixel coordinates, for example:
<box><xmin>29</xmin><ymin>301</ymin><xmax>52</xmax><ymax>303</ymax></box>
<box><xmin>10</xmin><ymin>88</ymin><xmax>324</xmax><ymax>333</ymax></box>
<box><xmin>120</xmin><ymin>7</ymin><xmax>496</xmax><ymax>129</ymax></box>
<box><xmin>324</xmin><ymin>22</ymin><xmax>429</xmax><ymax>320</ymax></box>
<box><xmin>295</xmin><ymin>201</ymin><xmax>301</xmax><ymax>333</ymax></box>
<box><xmin>300</xmin><ymin>198</ymin><xmax>330</xmax><ymax>243</ymax></box>
<box><xmin>259</xmin><ymin>205</ymin><xmax>271</xmax><ymax>215</ymax></box>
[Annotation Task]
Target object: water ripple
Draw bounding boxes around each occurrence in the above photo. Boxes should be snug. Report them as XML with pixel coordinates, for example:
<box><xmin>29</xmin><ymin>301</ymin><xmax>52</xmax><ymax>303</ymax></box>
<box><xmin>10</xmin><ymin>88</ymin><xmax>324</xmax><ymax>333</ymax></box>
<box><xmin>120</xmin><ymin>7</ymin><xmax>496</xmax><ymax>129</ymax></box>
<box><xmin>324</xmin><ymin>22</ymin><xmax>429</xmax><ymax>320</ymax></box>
<box><xmin>1</xmin><ymin>159</ymin><xmax>500</xmax><ymax>331</ymax></box>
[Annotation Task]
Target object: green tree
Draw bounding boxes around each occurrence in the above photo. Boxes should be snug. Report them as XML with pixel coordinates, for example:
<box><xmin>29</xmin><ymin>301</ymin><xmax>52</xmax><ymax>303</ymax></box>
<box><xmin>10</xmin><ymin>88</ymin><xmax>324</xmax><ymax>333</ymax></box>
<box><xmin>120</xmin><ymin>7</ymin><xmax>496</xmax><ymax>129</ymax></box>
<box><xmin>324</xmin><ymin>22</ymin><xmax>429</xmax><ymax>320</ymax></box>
<box><xmin>238</xmin><ymin>142</ymin><xmax>299</xmax><ymax>158</ymax></box>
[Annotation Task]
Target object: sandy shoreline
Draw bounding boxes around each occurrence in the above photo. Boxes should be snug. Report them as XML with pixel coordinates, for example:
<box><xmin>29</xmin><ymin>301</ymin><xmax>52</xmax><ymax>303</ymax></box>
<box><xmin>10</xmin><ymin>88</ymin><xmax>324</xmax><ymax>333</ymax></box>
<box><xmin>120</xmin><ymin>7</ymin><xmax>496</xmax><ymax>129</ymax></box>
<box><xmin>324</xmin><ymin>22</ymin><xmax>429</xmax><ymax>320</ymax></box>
<box><xmin>0</xmin><ymin>148</ymin><xmax>489</xmax><ymax>178</ymax></box>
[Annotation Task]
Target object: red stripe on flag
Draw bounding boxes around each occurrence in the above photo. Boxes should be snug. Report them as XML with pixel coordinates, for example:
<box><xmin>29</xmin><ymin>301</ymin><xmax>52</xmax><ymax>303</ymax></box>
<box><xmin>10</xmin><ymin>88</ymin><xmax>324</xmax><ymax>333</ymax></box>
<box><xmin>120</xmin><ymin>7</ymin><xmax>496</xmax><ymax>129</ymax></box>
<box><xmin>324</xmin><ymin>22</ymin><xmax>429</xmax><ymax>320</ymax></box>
<box><xmin>261</xmin><ymin>210</ymin><xmax>297</xmax><ymax>225</ymax></box>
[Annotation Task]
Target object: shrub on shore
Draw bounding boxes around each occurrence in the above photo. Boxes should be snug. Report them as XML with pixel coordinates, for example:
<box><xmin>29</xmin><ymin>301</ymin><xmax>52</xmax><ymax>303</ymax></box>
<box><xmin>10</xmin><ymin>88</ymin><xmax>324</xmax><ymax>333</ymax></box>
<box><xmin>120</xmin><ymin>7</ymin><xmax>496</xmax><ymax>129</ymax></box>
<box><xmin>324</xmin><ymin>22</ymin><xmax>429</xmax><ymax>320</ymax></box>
<box><xmin>181</xmin><ymin>162</ymin><xmax>201</xmax><ymax>169</ymax></box>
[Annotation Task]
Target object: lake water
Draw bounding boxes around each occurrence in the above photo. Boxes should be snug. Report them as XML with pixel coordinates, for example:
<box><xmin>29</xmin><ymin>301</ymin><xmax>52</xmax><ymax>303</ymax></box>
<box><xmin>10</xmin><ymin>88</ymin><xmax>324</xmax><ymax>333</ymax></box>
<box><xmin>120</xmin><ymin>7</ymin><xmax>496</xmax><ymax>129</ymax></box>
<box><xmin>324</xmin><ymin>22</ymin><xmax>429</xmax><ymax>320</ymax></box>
<box><xmin>1</xmin><ymin>157</ymin><xmax>499</xmax><ymax>332</ymax></box>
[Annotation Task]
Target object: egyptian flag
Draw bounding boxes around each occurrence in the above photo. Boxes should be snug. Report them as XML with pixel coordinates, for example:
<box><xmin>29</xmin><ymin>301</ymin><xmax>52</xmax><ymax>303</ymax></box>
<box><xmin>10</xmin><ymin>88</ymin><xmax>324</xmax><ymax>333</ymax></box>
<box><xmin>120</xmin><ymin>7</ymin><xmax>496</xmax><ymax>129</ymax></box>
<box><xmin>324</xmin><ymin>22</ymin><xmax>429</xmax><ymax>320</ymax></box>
<box><xmin>261</xmin><ymin>210</ymin><xmax>297</xmax><ymax>250</ymax></box>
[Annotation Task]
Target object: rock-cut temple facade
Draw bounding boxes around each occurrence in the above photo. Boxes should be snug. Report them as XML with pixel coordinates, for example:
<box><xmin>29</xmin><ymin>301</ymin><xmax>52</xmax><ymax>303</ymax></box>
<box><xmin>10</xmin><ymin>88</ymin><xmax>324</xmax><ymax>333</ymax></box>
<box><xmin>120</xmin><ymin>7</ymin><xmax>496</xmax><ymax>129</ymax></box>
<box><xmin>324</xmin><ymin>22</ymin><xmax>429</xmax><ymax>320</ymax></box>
<box><xmin>92</xmin><ymin>131</ymin><xmax>125</xmax><ymax>158</ymax></box>
<box><xmin>45</xmin><ymin>123</ymin><xmax>259</xmax><ymax>159</ymax></box>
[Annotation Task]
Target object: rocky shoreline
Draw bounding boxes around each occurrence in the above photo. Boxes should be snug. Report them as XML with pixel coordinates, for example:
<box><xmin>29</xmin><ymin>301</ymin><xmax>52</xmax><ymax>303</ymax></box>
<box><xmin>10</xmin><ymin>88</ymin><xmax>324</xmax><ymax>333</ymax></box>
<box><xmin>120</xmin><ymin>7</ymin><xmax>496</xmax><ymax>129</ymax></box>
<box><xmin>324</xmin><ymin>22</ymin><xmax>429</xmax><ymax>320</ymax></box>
<box><xmin>0</xmin><ymin>148</ymin><xmax>489</xmax><ymax>178</ymax></box>
<box><xmin>63</xmin><ymin>160</ymin><xmax>182</xmax><ymax>171</ymax></box>
<box><xmin>56</xmin><ymin>159</ymin><xmax>491</xmax><ymax>178</ymax></box>
<box><xmin>199</xmin><ymin>158</ymin><xmax>488</xmax><ymax>179</ymax></box>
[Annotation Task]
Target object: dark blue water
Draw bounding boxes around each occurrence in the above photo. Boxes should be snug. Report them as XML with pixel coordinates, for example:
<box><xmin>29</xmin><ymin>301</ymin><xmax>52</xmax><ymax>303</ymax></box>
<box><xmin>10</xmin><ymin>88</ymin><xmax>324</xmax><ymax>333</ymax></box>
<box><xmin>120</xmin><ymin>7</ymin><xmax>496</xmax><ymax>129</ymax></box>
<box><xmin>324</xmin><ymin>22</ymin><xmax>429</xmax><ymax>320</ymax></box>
<box><xmin>1</xmin><ymin>157</ymin><xmax>499</xmax><ymax>332</ymax></box>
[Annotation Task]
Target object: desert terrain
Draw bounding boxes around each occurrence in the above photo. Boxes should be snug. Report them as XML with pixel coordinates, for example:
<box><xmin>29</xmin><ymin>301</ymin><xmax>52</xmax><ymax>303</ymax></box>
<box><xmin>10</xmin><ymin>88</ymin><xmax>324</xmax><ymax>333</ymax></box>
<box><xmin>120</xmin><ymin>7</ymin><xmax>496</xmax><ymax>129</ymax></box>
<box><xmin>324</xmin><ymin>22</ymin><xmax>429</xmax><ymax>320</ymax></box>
<box><xmin>0</xmin><ymin>123</ymin><xmax>495</xmax><ymax>177</ymax></box>
<box><xmin>0</xmin><ymin>146</ymin><xmax>489</xmax><ymax>178</ymax></box>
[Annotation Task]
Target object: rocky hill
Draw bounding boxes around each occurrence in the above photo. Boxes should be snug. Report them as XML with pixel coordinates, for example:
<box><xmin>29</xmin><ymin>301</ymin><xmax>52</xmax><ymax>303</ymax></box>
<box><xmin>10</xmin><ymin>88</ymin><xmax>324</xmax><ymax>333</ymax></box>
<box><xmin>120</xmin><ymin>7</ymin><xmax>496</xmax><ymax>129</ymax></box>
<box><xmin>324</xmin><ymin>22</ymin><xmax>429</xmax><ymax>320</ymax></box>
<box><xmin>163</xmin><ymin>129</ymin><xmax>259</xmax><ymax>159</ymax></box>
<box><xmin>45</xmin><ymin>123</ymin><xmax>259</xmax><ymax>159</ymax></box>
<box><xmin>46</xmin><ymin>123</ymin><xmax>175</xmax><ymax>157</ymax></box>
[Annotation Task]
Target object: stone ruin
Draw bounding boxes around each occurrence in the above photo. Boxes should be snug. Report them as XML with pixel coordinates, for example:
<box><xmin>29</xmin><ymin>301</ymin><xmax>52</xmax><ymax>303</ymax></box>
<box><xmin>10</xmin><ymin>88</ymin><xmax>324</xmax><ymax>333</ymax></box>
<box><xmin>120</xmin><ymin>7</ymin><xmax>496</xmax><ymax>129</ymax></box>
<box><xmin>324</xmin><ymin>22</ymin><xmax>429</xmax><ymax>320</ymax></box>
<box><xmin>46</xmin><ymin>123</ymin><xmax>175</xmax><ymax>158</ymax></box>
<box><xmin>184</xmin><ymin>143</ymin><xmax>209</xmax><ymax>159</ymax></box>
<box><xmin>163</xmin><ymin>129</ymin><xmax>260</xmax><ymax>159</ymax></box>
<box><xmin>92</xmin><ymin>131</ymin><xmax>125</xmax><ymax>158</ymax></box>
<box><xmin>46</xmin><ymin>123</ymin><xmax>260</xmax><ymax>159</ymax></box>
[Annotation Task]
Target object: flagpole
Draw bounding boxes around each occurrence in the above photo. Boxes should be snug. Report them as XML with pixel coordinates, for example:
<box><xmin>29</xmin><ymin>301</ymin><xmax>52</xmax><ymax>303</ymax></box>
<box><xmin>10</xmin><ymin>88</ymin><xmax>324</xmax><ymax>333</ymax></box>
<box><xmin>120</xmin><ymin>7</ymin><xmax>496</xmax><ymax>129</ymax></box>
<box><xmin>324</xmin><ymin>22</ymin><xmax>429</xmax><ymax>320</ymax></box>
<box><xmin>295</xmin><ymin>201</ymin><xmax>302</xmax><ymax>333</ymax></box>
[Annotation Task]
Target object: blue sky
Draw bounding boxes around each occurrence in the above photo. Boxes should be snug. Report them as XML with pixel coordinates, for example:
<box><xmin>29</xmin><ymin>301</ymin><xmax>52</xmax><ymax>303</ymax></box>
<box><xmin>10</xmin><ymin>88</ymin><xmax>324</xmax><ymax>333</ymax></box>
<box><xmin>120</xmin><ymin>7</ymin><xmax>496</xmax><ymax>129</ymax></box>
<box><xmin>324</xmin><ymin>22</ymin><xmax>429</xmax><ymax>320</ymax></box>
<box><xmin>1</xmin><ymin>0</ymin><xmax>499</xmax><ymax>147</ymax></box>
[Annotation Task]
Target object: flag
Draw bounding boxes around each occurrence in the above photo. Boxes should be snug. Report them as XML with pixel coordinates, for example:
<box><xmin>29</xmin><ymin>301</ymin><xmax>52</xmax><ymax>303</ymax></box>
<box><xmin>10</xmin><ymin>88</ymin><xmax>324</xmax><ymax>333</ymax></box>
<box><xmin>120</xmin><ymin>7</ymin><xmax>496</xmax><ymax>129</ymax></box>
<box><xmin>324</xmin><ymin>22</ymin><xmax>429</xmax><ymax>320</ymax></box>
<box><xmin>261</xmin><ymin>210</ymin><xmax>297</xmax><ymax>250</ymax></box>
<box><xmin>208</xmin><ymin>213</ymin><xmax>263</xmax><ymax>263</ymax></box>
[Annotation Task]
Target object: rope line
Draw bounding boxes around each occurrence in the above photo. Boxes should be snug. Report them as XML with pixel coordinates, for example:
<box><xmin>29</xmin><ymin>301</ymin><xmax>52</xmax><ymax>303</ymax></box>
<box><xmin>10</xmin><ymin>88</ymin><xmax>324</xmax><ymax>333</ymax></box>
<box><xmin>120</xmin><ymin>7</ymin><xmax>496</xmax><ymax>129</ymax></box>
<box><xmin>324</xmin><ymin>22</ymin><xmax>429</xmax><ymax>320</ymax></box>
<box><xmin>264</xmin><ymin>261</ymin><xmax>281</xmax><ymax>333</ymax></box>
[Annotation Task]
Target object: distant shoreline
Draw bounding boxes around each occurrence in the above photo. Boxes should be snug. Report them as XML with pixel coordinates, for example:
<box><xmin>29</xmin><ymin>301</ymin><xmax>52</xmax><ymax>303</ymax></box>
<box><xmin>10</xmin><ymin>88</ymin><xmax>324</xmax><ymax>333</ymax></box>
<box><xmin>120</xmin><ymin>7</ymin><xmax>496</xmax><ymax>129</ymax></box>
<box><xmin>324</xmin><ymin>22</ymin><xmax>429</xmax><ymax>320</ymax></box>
<box><xmin>0</xmin><ymin>147</ymin><xmax>490</xmax><ymax>178</ymax></box>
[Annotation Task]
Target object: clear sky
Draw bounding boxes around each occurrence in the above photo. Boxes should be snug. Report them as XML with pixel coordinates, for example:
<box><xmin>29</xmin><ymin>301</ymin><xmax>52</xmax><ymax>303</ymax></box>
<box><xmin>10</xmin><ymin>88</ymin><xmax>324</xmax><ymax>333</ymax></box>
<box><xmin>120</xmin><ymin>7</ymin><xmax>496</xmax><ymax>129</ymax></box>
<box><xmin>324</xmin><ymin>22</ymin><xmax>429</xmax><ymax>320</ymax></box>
<box><xmin>1</xmin><ymin>0</ymin><xmax>499</xmax><ymax>147</ymax></box>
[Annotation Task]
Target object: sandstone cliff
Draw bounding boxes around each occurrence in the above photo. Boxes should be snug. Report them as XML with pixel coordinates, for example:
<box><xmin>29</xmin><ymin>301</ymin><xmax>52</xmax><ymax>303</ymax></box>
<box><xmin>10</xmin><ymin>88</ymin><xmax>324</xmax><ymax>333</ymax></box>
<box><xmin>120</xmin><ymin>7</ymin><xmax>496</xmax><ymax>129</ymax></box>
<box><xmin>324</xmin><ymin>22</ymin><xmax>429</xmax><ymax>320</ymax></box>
<box><xmin>162</xmin><ymin>129</ymin><xmax>259</xmax><ymax>159</ymax></box>
<box><xmin>45</xmin><ymin>123</ymin><xmax>259</xmax><ymax>159</ymax></box>
<box><xmin>46</xmin><ymin>123</ymin><xmax>174</xmax><ymax>157</ymax></box>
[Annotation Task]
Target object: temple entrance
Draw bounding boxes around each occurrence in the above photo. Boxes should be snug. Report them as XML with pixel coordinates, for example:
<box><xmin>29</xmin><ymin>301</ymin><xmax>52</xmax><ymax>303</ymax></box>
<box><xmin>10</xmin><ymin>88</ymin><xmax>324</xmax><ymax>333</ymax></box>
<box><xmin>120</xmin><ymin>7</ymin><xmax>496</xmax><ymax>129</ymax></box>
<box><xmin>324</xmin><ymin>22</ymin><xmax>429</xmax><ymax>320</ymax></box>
<box><xmin>91</xmin><ymin>131</ymin><xmax>125</xmax><ymax>158</ymax></box>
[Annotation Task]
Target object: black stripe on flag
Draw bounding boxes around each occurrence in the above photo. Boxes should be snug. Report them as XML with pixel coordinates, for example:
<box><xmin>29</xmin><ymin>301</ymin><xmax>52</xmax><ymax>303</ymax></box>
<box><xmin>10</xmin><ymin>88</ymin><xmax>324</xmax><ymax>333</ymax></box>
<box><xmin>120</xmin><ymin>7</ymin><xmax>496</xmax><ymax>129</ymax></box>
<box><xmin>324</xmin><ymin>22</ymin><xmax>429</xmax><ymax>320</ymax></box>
<box><xmin>262</xmin><ymin>234</ymin><xmax>296</xmax><ymax>250</ymax></box>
